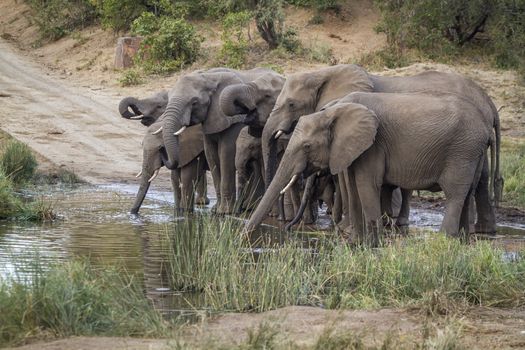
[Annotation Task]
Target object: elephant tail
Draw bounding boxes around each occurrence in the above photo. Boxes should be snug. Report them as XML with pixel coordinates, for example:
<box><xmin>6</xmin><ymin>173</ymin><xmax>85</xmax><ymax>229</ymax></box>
<box><xmin>494</xmin><ymin>106</ymin><xmax>504</xmax><ymax>207</ymax></box>
<box><xmin>489</xmin><ymin>133</ymin><xmax>496</xmax><ymax>207</ymax></box>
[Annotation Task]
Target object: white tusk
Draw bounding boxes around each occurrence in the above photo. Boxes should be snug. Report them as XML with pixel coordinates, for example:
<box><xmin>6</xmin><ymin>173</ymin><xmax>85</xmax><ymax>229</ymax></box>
<box><xmin>275</xmin><ymin>130</ymin><xmax>284</xmax><ymax>139</ymax></box>
<box><xmin>130</xmin><ymin>115</ymin><xmax>143</xmax><ymax>120</ymax></box>
<box><xmin>173</xmin><ymin>126</ymin><xmax>187</xmax><ymax>136</ymax></box>
<box><xmin>280</xmin><ymin>174</ymin><xmax>298</xmax><ymax>194</ymax></box>
<box><xmin>151</xmin><ymin>126</ymin><xmax>163</xmax><ymax>135</ymax></box>
<box><xmin>148</xmin><ymin>169</ymin><xmax>160</xmax><ymax>182</ymax></box>
<box><xmin>135</xmin><ymin>170</ymin><xmax>142</xmax><ymax>178</ymax></box>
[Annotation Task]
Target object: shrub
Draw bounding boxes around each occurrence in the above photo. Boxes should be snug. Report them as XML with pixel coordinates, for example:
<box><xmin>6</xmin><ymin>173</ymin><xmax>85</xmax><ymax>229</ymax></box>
<box><xmin>131</xmin><ymin>13</ymin><xmax>202</xmax><ymax>74</ymax></box>
<box><xmin>0</xmin><ymin>140</ymin><xmax>37</xmax><ymax>185</ymax></box>
<box><xmin>89</xmin><ymin>0</ymin><xmax>147</xmax><ymax>32</ymax></box>
<box><xmin>219</xmin><ymin>11</ymin><xmax>253</xmax><ymax>68</ymax></box>
<box><xmin>0</xmin><ymin>171</ymin><xmax>23</xmax><ymax>219</ymax></box>
<box><xmin>374</xmin><ymin>0</ymin><xmax>525</xmax><ymax>79</ymax></box>
<box><xmin>118</xmin><ymin>69</ymin><xmax>143</xmax><ymax>86</ymax></box>
<box><xmin>25</xmin><ymin>0</ymin><xmax>97</xmax><ymax>41</ymax></box>
<box><xmin>286</xmin><ymin>0</ymin><xmax>341</xmax><ymax>11</ymax></box>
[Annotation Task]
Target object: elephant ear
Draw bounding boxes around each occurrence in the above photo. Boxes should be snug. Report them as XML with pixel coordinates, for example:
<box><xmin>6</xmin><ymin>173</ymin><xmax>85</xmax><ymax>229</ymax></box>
<box><xmin>314</xmin><ymin>64</ymin><xmax>374</xmax><ymax>111</ymax></box>
<box><xmin>178</xmin><ymin>124</ymin><xmax>205</xmax><ymax>167</ymax></box>
<box><xmin>201</xmin><ymin>72</ymin><xmax>244</xmax><ymax>135</ymax></box>
<box><xmin>328</xmin><ymin>102</ymin><xmax>379</xmax><ymax>175</ymax></box>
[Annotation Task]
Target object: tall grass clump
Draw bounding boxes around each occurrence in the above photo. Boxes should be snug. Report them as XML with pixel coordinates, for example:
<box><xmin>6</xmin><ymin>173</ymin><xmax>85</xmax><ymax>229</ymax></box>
<box><xmin>0</xmin><ymin>140</ymin><xmax>37</xmax><ymax>185</ymax></box>
<box><xmin>500</xmin><ymin>140</ymin><xmax>525</xmax><ymax>208</ymax></box>
<box><xmin>0</xmin><ymin>260</ymin><xmax>169</xmax><ymax>347</ymax></box>
<box><xmin>0</xmin><ymin>171</ymin><xmax>24</xmax><ymax>219</ymax></box>
<box><xmin>164</xmin><ymin>217</ymin><xmax>525</xmax><ymax>313</ymax></box>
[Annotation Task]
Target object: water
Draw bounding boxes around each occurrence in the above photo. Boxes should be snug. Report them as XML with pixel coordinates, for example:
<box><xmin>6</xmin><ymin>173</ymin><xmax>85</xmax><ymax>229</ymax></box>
<box><xmin>0</xmin><ymin>183</ymin><xmax>524</xmax><ymax>316</ymax></box>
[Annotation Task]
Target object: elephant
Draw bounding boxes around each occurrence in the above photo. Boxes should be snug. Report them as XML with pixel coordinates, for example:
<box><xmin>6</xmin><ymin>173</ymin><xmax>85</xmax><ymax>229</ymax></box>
<box><xmin>160</xmin><ymin>68</ymin><xmax>282</xmax><ymax>214</ymax></box>
<box><xmin>262</xmin><ymin>64</ymin><xmax>501</xmax><ymax>234</ymax></box>
<box><xmin>248</xmin><ymin>92</ymin><xmax>493</xmax><ymax>243</ymax></box>
<box><xmin>235</xmin><ymin>126</ymin><xmax>265</xmax><ymax>213</ymax></box>
<box><xmin>131</xmin><ymin>121</ymin><xmax>208</xmax><ymax>214</ymax></box>
<box><xmin>119</xmin><ymin>90</ymin><xmax>168</xmax><ymax>126</ymax></box>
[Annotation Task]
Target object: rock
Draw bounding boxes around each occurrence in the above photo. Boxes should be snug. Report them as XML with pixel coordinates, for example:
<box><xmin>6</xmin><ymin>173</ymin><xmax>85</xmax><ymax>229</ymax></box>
<box><xmin>114</xmin><ymin>37</ymin><xmax>142</xmax><ymax>69</ymax></box>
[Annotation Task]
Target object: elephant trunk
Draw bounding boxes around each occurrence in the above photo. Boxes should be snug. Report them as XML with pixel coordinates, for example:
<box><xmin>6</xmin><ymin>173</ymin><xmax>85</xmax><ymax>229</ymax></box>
<box><xmin>119</xmin><ymin>96</ymin><xmax>141</xmax><ymax>119</ymax></box>
<box><xmin>220</xmin><ymin>83</ymin><xmax>257</xmax><ymax>117</ymax></box>
<box><xmin>285</xmin><ymin>174</ymin><xmax>316</xmax><ymax>231</ymax></box>
<box><xmin>246</xmin><ymin>153</ymin><xmax>296</xmax><ymax>231</ymax></box>
<box><xmin>161</xmin><ymin>97</ymin><xmax>185</xmax><ymax>170</ymax></box>
<box><xmin>131</xmin><ymin>170</ymin><xmax>152</xmax><ymax>214</ymax></box>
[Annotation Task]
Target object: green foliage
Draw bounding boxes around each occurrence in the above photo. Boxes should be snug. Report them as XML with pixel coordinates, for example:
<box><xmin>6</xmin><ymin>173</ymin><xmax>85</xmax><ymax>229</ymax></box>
<box><xmin>357</xmin><ymin>47</ymin><xmax>413</xmax><ymax>70</ymax></box>
<box><xmin>25</xmin><ymin>0</ymin><xmax>97</xmax><ymax>41</ymax></box>
<box><xmin>89</xmin><ymin>0</ymin><xmax>147</xmax><ymax>31</ymax></box>
<box><xmin>118</xmin><ymin>68</ymin><xmax>144</xmax><ymax>86</ymax></box>
<box><xmin>374</xmin><ymin>0</ymin><xmax>525</xmax><ymax>79</ymax></box>
<box><xmin>132</xmin><ymin>13</ymin><xmax>202</xmax><ymax>74</ymax></box>
<box><xmin>286</xmin><ymin>0</ymin><xmax>341</xmax><ymax>11</ymax></box>
<box><xmin>0</xmin><ymin>140</ymin><xmax>37</xmax><ymax>185</ymax></box>
<box><xmin>219</xmin><ymin>11</ymin><xmax>253</xmax><ymax>68</ymax></box>
<box><xmin>0</xmin><ymin>171</ymin><xmax>23</xmax><ymax>219</ymax></box>
<box><xmin>0</xmin><ymin>260</ymin><xmax>169</xmax><ymax>346</ymax></box>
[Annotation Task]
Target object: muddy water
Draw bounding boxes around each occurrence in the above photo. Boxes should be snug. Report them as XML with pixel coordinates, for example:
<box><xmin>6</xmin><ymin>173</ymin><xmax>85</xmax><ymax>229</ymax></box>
<box><xmin>0</xmin><ymin>184</ymin><xmax>524</xmax><ymax>316</ymax></box>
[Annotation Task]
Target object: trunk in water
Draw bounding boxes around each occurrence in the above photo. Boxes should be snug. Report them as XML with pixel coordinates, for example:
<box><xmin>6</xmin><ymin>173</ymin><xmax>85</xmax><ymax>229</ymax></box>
<box><xmin>161</xmin><ymin>98</ymin><xmax>184</xmax><ymax>169</ymax></box>
<box><xmin>246</xmin><ymin>156</ymin><xmax>295</xmax><ymax>230</ymax></box>
<box><xmin>119</xmin><ymin>97</ymin><xmax>140</xmax><ymax>119</ymax></box>
<box><xmin>131</xmin><ymin>172</ymin><xmax>152</xmax><ymax>214</ymax></box>
<box><xmin>285</xmin><ymin>174</ymin><xmax>316</xmax><ymax>231</ymax></box>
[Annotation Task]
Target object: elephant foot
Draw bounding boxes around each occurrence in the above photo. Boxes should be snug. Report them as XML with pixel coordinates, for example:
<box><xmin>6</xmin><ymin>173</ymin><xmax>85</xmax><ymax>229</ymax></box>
<box><xmin>395</xmin><ymin>224</ymin><xmax>409</xmax><ymax>236</ymax></box>
<box><xmin>195</xmin><ymin>196</ymin><xmax>210</xmax><ymax>206</ymax></box>
<box><xmin>216</xmin><ymin>200</ymin><xmax>235</xmax><ymax>215</ymax></box>
<box><xmin>474</xmin><ymin>222</ymin><xmax>497</xmax><ymax>235</ymax></box>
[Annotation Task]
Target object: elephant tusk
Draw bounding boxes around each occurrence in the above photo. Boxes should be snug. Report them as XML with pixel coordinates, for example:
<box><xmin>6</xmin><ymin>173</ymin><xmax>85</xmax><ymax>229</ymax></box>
<box><xmin>151</xmin><ymin>126</ymin><xmax>163</xmax><ymax>135</ymax></box>
<box><xmin>275</xmin><ymin>130</ymin><xmax>284</xmax><ymax>139</ymax></box>
<box><xmin>130</xmin><ymin>115</ymin><xmax>143</xmax><ymax>120</ymax></box>
<box><xmin>148</xmin><ymin>169</ymin><xmax>160</xmax><ymax>182</ymax></box>
<box><xmin>135</xmin><ymin>170</ymin><xmax>142</xmax><ymax>178</ymax></box>
<box><xmin>280</xmin><ymin>174</ymin><xmax>298</xmax><ymax>194</ymax></box>
<box><xmin>173</xmin><ymin>126</ymin><xmax>187</xmax><ymax>136</ymax></box>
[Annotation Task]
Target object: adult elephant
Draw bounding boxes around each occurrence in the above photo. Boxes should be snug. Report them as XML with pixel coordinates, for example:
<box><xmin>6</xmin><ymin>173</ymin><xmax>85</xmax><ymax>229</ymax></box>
<box><xmin>132</xmin><ymin>121</ymin><xmax>208</xmax><ymax>214</ymax></box>
<box><xmin>262</xmin><ymin>64</ymin><xmax>501</xmax><ymax>233</ymax></box>
<box><xmin>160</xmin><ymin>68</ymin><xmax>280</xmax><ymax>214</ymax></box>
<box><xmin>119</xmin><ymin>90</ymin><xmax>168</xmax><ymax>126</ymax></box>
<box><xmin>248</xmin><ymin>92</ymin><xmax>493</xmax><ymax>243</ymax></box>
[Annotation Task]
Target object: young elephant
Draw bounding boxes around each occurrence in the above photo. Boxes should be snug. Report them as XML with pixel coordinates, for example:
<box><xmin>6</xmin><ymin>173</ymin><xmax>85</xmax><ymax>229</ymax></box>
<box><xmin>132</xmin><ymin>122</ymin><xmax>208</xmax><ymax>214</ymax></box>
<box><xmin>119</xmin><ymin>91</ymin><xmax>168</xmax><ymax>126</ymax></box>
<box><xmin>247</xmin><ymin>92</ymin><xmax>493</xmax><ymax>243</ymax></box>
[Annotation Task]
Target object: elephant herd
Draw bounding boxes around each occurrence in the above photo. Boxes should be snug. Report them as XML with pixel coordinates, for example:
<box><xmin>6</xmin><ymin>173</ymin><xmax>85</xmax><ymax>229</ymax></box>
<box><xmin>119</xmin><ymin>64</ymin><xmax>503</xmax><ymax>243</ymax></box>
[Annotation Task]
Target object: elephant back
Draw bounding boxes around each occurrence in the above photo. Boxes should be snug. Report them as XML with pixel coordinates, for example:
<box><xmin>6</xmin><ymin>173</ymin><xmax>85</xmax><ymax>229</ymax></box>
<box><xmin>178</xmin><ymin>124</ymin><xmax>205</xmax><ymax>168</ymax></box>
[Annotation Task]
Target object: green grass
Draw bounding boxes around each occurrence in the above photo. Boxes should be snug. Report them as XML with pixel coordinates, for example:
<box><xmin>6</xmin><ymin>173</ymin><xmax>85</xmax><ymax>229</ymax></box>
<box><xmin>500</xmin><ymin>139</ymin><xmax>525</xmax><ymax>209</ymax></box>
<box><xmin>0</xmin><ymin>260</ymin><xmax>170</xmax><ymax>347</ymax></box>
<box><xmin>0</xmin><ymin>140</ymin><xmax>37</xmax><ymax>185</ymax></box>
<box><xmin>163</xmin><ymin>216</ymin><xmax>525</xmax><ymax>314</ymax></box>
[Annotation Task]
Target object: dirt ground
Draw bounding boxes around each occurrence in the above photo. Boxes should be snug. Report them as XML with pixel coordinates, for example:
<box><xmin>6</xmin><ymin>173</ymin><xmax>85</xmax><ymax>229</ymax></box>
<box><xmin>1</xmin><ymin>1</ymin><xmax>525</xmax><ymax>349</ymax></box>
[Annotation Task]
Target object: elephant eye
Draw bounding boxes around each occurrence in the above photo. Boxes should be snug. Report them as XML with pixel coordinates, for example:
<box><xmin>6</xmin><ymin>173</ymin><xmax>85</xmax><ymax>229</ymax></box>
<box><xmin>288</xmin><ymin>102</ymin><xmax>294</xmax><ymax>109</ymax></box>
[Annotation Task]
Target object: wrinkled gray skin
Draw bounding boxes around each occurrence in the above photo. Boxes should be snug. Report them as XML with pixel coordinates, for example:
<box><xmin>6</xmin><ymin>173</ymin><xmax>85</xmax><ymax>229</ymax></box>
<box><xmin>131</xmin><ymin>122</ymin><xmax>208</xmax><ymax>214</ymax></box>
<box><xmin>161</xmin><ymin>68</ymin><xmax>280</xmax><ymax>214</ymax></box>
<box><xmin>119</xmin><ymin>91</ymin><xmax>169</xmax><ymax>126</ymax></box>
<box><xmin>248</xmin><ymin>92</ymin><xmax>493</xmax><ymax>244</ymax></box>
<box><xmin>263</xmin><ymin>64</ymin><xmax>501</xmax><ymax>233</ymax></box>
<box><xmin>235</xmin><ymin>127</ymin><xmax>265</xmax><ymax>213</ymax></box>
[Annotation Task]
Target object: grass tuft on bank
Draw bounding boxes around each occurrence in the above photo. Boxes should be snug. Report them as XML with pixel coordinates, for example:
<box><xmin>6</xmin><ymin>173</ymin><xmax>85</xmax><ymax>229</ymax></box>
<box><xmin>164</xmin><ymin>216</ymin><xmax>525</xmax><ymax>313</ymax></box>
<box><xmin>500</xmin><ymin>139</ymin><xmax>525</xmax><ymax>209</ymax></box>
<box><xmin>0</xmin><ymin>260</ymin><xmax>169</xmax><ymax>347</ymax></box>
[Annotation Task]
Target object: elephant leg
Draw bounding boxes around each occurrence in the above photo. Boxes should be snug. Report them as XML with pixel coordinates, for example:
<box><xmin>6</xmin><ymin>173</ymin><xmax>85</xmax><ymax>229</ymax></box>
<box><xmin>395</xmin><ymin>189</ymin><xmax>412</xmax><ymax>235</ymax></box>
<box><xmin>381</xmin><ymin>185</ymin><xmax>394</xmax><ymax>219</ymax></box>
<box><xmin>204</xmin><ymin>136</ymin><xmax>221</xmax><ymax>212</ymax></box>
<box><xmin>217</xmin><ymin>124</ymin><xmax>243</xmax><ymax>214</ymax></box>
<box><xmin>283</xmin><ymin>191</ymin><xmax>294</xmax><ymax>221</ymax></box>
<box><xmin>195</xmin><ymin>157</ymin><xmax>209</xmax><ymax>206</ymax></box>
<box><xmin>180</xmin><ymin>158</ymin><xmax>200</xmax><ymax>213</ymax></box>
<box><xmin>247</xmin><ymin>160</ymin><xmax>265</xmax><ymax>211</ymax></box>
<box><xmin>290</xmin><ymin>181</ymin><xmax>302</xmax><ymax>222</ymax></box>
<box><xmin>332</xmin><ymin>177</ymin><xmax>342</xmax><ymax>223</ymax></box>
<box><xmin>474</xmin><ymin>156</ymin><xmax>496</xmax><ymax>234</ymax></box>
<box><xmin>343</xmin><ymin>169</ymin><xmax>364</xmax><ymax>240</ymax></box>
<box><xmin>170</xmin><ymin>169</ymin><xmax>182</xmax><ymax>214</ymax></box>
<box><xmin>355</xmin><ymin>180</ymin><xmax>383</xmax><ymax>246</ymax></box>
<box><xmin>321</xmin><ymin>179</ymin><xmax>335</xmax><ymax>216</ymax></box>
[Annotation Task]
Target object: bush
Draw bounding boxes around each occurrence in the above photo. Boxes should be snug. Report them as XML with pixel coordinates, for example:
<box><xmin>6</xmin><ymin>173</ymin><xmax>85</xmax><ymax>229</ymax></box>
<box><xmin>131</xmin><ymin>13</ymin><xmax>202</xmax><ymax>74</ymax></box>
<box><xmin>0</xmin><ymin>140</ymin><xmax>37</xmax><ymax>185</ymax></box>
<box><xmin>25</xmin><ymin>0</ymin><xmax>97</xmax><ymax>41</ymax></box>
<box><xmin>218</xmin><ymin>11</ymin><xmax>253</xmax><ymax>68</ymax></box>
<box><xmin>286</xmin><ymin>0</ymin><xmax>341</xmax><ymax>11</ymax></box>
<box><xmin>118</xmin><ymin>69</ymin><xmax>143</xmax><ymax>86</ymax></box>
<box><xmin>89</xmin><ymin>0</ymin><xmax>147</xmax><ymax>32</ymax></box>
<box><xmin>0</xmin><ymin>171</ymin><xmax>23</xmax><ymax>219</ymax></box>
<box><xmin>374</xmin><ymin>0</ymin><xmax>525</xmax><ymax>79</ymax></box>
